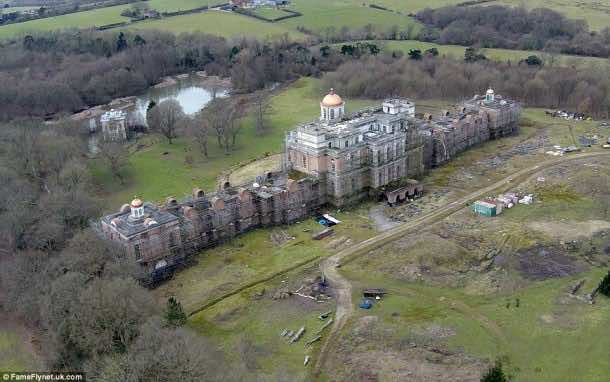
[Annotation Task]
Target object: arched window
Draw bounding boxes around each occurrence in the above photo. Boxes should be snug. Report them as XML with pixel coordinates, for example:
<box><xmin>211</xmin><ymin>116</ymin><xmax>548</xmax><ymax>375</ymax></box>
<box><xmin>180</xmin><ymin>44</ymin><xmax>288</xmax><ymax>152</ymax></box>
<box><xmin>345</xmin><ymin>140</ymin><xmax>349</xmax><ymax>148</ymax></box>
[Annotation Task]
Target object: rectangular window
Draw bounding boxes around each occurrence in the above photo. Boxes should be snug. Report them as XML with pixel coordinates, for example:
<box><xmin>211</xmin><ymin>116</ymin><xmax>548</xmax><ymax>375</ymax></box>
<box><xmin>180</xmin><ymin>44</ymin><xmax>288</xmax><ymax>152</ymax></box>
<box><xmin>169</xmin><ymin>232</ymin><xmax>176</xmax><ymax>247</ymax></box>
<box><xmin>134</xmin><ymin>244</ymin><xmax>142</xmax><ymax>261</ymax></box>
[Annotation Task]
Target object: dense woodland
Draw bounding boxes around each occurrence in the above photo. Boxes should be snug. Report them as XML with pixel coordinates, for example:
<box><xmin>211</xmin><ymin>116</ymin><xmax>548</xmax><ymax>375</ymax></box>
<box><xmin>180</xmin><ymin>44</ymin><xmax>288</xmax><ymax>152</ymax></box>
<box><xmin>416</xmin><ymin>5</ymin><xmax>610</xmax><ymax>58</ymax></box>
<box><xmin>0</xmin><ymin>29</ymin><xmax>321</xmax><ymax>121</ymax></box>
<box><xmin>324</xmin><ymin>55</ymin><xmax>610</xmax><ymax>117</ymax></box>
<box><xmin>0</xmin><ymin>119</ymin><xmax>240</xmax><ymax>380</ymax></box>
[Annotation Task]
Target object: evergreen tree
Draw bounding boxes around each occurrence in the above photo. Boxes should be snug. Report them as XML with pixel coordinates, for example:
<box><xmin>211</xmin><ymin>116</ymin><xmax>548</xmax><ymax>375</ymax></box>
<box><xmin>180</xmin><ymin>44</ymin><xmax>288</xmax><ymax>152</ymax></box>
<box><xmin>465</xmin><ymin>47</ymin><xmax>487</xmax><ymax>62</ymax></box>
<box><xmin>116</xmin><ymin>32</ymin><xmax>128</xmax><ymax>52</ymax></box>
<box><xmin>481</xmin><ymin>360</ymin><xmax>508</xmax><ymax>382</ymax></box>
<box><xmin>164</xmin><ymin>297</ymin><xmax>187</xmax><ymax>327</ymax></box>
<box><xmin>599</xmin><ymin>271</ymin><xmax>610</xmax><ymax>297</ymax></box>
<box><xmin>425</xmin><ymin>47</ymin><xmax>439</xmax><ymax>57</ymax></box>
<box><xmin>408</xmin><ymin>49</ymin><xmax>422</xmax><ymax>60</ymax></box>
<box><xmin>523</xmin><ymin>55</ymin><xmax>543</xmax><ymax>66</ymax></box>
<box><xmin>147</xmin><ymin>100</ymin><xmax>156</xmax><ymax>112</ymax></box>
<box><xmin>133</xmin><ymin>34</ymin><xmax>146</xmax><ymax>46</ymax></box>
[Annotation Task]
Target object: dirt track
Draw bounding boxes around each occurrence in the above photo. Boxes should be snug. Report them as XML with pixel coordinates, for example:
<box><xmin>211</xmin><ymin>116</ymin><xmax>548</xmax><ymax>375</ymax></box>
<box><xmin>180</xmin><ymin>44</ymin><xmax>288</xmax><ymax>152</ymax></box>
<box><xmin>313</xmin><ymin>151</ymin><xmax>609</xmax><ymax>377</ymax></box>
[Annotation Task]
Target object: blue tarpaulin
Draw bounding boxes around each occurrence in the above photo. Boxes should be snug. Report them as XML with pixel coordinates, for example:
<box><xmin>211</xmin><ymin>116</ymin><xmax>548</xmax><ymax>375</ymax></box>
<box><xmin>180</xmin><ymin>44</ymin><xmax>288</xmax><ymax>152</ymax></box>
<box><xmin>359</xmin><ymin>299</ymin><xmax>373</xmax><ymax>309</ymax></box>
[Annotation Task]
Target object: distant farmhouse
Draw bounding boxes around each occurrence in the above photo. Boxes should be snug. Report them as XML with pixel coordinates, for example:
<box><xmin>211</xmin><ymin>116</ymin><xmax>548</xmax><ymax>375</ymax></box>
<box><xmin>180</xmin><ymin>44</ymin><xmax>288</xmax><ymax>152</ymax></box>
<box><xmin>98</xmin><ymin>89</ymin><xmax>520</xmax><ymax>283</ymax></box>
<box><xmin>230</xmin><ymin>0</ymin><xmax>289</xmax><ymax>8</ymax></box>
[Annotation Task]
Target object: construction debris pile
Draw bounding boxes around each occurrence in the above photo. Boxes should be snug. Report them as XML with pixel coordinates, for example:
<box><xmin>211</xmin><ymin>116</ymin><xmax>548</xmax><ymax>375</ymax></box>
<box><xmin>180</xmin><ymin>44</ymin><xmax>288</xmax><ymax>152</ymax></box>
<box><xmin>279</xmin><ymin>309</ymin><xmax>335</xmax><ymax>367</ymax></box>
<box><xmin>273</xmin><ymin>276</ymin><xmax>332</xmax><ymax>302</ymax></box>
<box><xmin>545</xmin><ymin>110</ymin><xmax>591</xmax><ymax>121</ymax></box>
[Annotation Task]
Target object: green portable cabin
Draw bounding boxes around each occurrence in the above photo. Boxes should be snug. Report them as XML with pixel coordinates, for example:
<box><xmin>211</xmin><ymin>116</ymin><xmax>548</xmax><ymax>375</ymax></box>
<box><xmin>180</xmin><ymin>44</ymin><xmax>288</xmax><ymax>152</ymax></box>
<box><xmin>473</xmin><ymin>200</ymin><xmax>497</xmax><ymax>217</ymax></box>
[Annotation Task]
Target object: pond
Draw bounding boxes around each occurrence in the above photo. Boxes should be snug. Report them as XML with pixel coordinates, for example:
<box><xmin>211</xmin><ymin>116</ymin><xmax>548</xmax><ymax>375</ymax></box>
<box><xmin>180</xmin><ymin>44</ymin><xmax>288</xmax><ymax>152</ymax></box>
<box><xmin>132</xmin><ymin>75</ymin><xmax>229</xmax><ymax>124</ymax></box>
<box><xmin>87</xmin><ymin>74</ymin><xmax>230</xmax><ymax>154</ymax></box>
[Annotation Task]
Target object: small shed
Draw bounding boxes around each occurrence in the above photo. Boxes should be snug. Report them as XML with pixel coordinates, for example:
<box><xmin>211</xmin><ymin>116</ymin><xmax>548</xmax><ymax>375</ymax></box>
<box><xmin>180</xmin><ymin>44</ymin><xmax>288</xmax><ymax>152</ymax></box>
<box><xmin>363</xmin><ymin>288</ymin><xmax>387</xmax><ymax>298</ymax></box>
<box><xmin>473</xmin><ymin>200</ymin><xmax>497</xmax><ymax>217</ymax></box>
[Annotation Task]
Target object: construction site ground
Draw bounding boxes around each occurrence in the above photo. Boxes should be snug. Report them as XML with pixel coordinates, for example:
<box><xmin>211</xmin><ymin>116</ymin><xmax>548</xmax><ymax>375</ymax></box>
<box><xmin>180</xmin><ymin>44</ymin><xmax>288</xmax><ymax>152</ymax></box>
<box><xmin>154</xmin><ymin>108</ymin><xmax>610</xmax><ymax>381</ymax></box>
<box><xmin>321</xmin><ymin>154</ymin><xmax>610</xmax><ymax>381</ymax></box>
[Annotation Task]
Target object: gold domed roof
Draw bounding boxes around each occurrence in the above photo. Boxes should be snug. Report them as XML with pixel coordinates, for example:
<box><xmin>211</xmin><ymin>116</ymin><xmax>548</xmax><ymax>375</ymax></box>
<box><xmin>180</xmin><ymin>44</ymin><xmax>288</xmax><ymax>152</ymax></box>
<box><xmin>321</xmin><ymin>88</ymin><xmax>344</xmax><ymax>107</ymax></box>
<box><xmin>131</xmin><ymin>198</ymin><xmax>143</xmax><ymax>208</ymax></box>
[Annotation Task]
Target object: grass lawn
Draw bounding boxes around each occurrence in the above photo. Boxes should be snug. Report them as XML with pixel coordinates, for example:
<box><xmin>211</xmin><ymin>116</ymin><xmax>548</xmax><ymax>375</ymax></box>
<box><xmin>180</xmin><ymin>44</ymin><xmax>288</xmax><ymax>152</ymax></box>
<box><xmin>92</xmin><ymin>77</ymin><xmax>378</xmax><ymax>208</ymax></box>
<box><xmin>0</xmin><ymin>325</ymin><xmax>39</xmax><ymax>371</ymax></box>
<box><xmin>250</xmin><ymin>6</ymin><xmax>290</xmax><ymax>20</ymax></box>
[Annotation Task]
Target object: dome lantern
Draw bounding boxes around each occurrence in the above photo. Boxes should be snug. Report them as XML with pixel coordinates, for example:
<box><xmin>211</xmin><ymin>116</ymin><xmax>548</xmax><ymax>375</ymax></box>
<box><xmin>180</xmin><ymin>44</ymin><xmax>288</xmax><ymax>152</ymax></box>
<box><xmin>130</xmin><ymin>197</ymin><xmax>145</xmax><ymax>219</ymax></box>
<box><xmin>320</xmin><ymin>88</ymin><xmax>345</xmax><ymax>123</ymax></box>
<box><xmin>485</xmin><ymin>88</ymin><xmax>495</xmax><ymax>103</ymax></box>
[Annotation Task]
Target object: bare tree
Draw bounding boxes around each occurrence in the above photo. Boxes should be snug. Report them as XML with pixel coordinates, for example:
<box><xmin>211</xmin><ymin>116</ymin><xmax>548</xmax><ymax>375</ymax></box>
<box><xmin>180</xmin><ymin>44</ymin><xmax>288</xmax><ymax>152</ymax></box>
<box><xmin>202</xmin><ymin>98</ymin><xmax>244</xmax><ymax>154</ymax></box>
<box><xmin>98</xmin><ymin>140</ymin><xmax>130</xmax><ymax>184</ymax></box>
<box><xmin>94</xmin><ymin>318</ymin><xmax>227</xmax><ymax>382</ymax></box>
<box><xmin>186</xmin><ymin>115</ymin><xmax>210</xmax><ymax>158</ymax></box>
<box><xmin>146</xmin><ymin>99</ymin><xmax>185</xmax><ymax>144</ymax></box>
<box><xmin>254</xmin><ymin>94</ymin><xmax>273</xmax><ymax>135</ymax></box>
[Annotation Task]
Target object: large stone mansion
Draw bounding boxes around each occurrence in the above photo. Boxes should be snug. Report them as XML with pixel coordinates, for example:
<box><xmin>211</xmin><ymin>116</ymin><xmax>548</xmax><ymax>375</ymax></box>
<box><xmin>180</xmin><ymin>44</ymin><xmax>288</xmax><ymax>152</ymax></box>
<box><xmin>99</xmin><ymin>88</ymin><xmax>520</xmax><ymax>282</ymax></box>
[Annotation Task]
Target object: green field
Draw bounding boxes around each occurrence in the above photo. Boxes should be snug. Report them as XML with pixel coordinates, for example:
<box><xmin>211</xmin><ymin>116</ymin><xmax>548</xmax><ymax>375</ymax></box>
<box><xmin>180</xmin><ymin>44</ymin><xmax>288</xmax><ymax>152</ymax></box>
<box><xmin>0</xmin><ymin>0</ymin><xmax>223</xmax><ymax>39</ymax></box>
<box><xmin>92</xmin><ymin>78</ymin><xmax>377</xmax><ymax>208</ymax></box>
<box><xmin>250</xmin><ymin>6</ymin><xmax>290</xmax><ymax>20</ymax></box>
<box><xmin>128</xmin><ymin>9</ymin><xmax>306</xmax><ymax>40</ymax></box>
<box><xmin>377</xmin><ymin>40</ymin><xmax>610</xmax><ymax>67</ymax></box>
<box><xmin>277</xmin><ymin>0</ymin><xmax>420</xmax><ymax>34</ymax></box>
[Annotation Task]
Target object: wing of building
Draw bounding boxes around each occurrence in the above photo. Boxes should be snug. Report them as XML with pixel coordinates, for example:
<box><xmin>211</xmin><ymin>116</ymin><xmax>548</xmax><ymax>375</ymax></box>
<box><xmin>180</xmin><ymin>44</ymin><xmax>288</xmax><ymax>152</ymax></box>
<box><xmin>98</xmin><ymin>88</ymin><xmax>520</xmax><ymax>283</ymax></box>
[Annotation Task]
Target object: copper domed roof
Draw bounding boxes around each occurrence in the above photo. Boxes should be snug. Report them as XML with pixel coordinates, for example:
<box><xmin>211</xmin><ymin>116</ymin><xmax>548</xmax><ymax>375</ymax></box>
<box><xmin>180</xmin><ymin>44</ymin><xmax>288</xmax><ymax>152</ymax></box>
<box><xmin>131</xmin><ymin>198</ymin><xmax>143</xmax><ymax>208</ymax></box>
<box><xmin>321</xmin><ymin>88</ymin><xmax>344</xmax><ymax>107</ymax></box>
